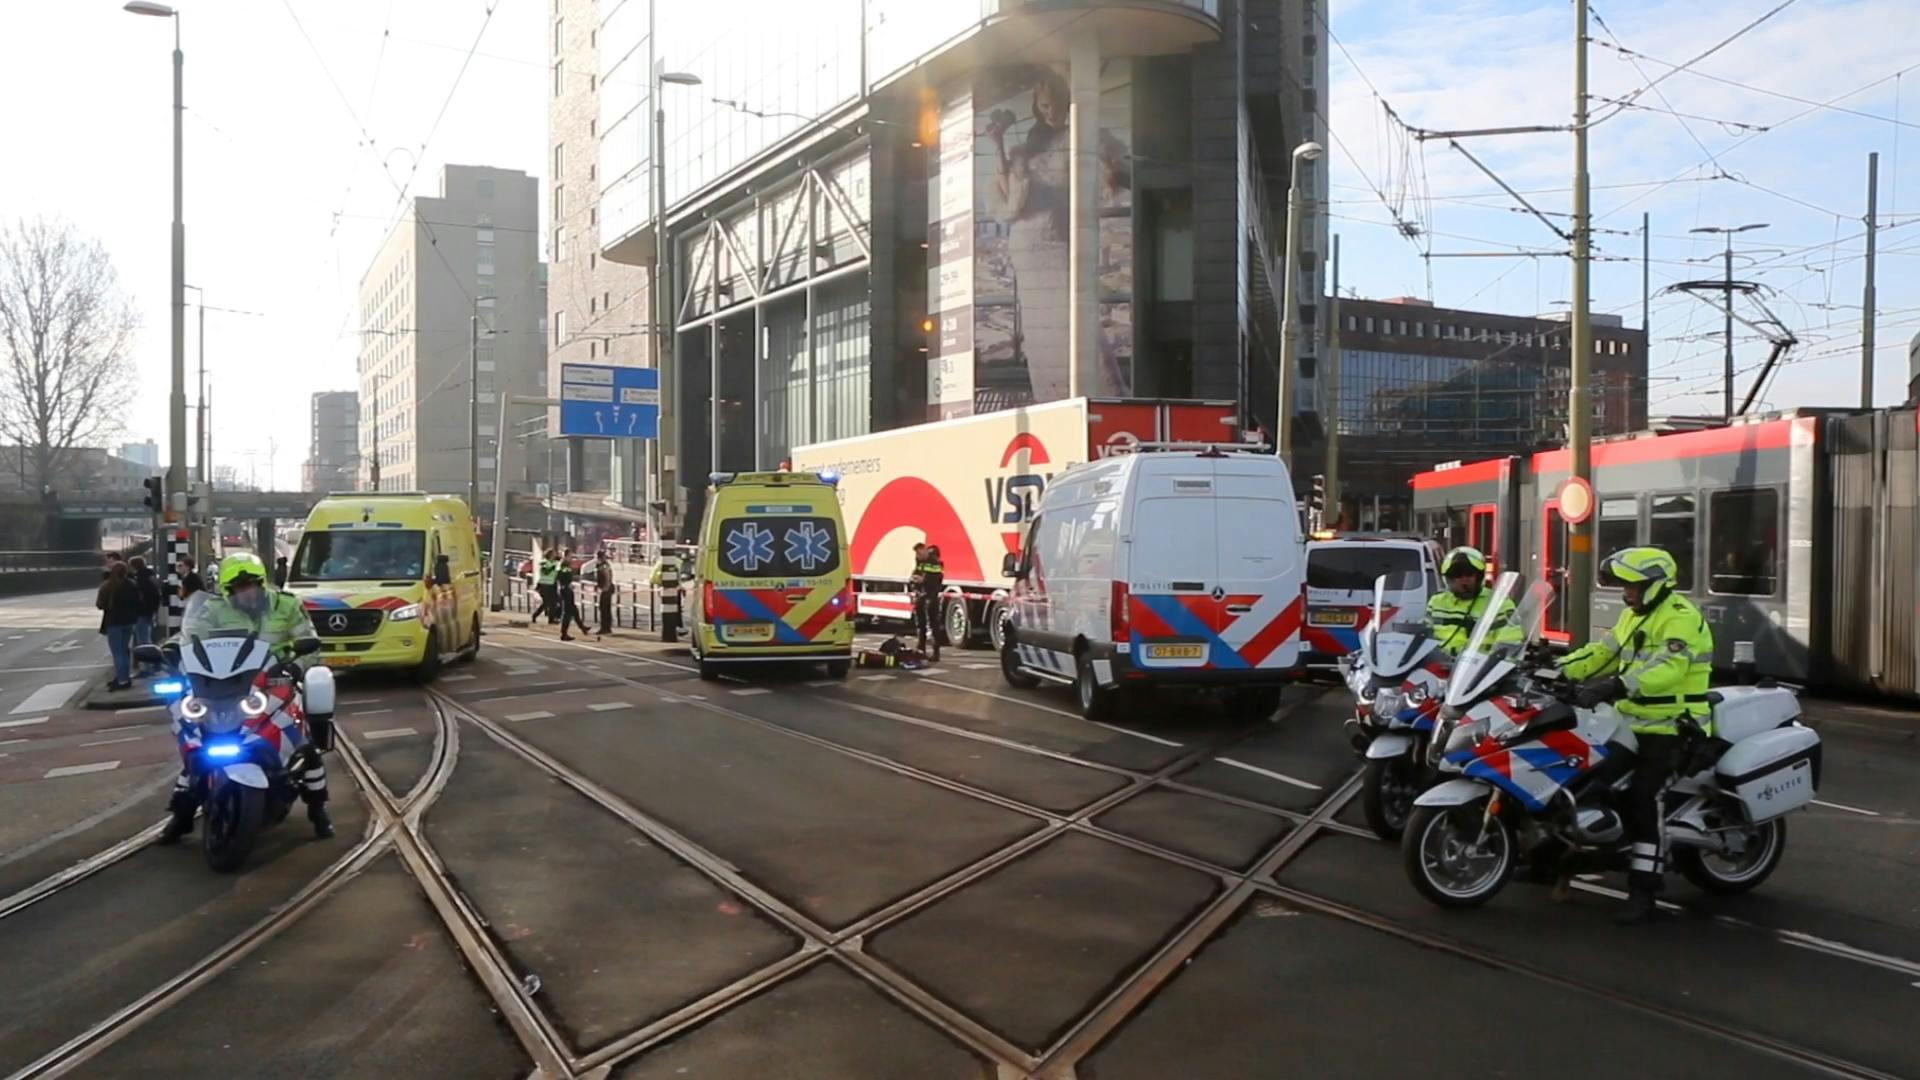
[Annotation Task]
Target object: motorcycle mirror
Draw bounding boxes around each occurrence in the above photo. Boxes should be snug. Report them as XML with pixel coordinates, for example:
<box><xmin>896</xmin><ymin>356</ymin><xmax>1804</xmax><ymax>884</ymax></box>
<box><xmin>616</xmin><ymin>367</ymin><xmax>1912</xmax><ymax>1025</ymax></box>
<box><xmin>433</xmin><ymin>554</ymin><xmax>453</xmax><ymax>587</ymax></box>
<box><xmin>132</xmin><ymin>643</ymin><xmax>165</xmax><ymax>665</ymax></box>
<box><xmin>292</xmin><ymin>636</ymin><xmax>323</xmax><ymax>657</ymax></box>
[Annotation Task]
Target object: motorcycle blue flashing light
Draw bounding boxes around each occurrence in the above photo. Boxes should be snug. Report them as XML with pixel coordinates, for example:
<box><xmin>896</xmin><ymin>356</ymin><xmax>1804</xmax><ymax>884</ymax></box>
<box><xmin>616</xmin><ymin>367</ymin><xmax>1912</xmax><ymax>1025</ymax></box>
<box><xmin>205</xmin><ymin>742</ymin><xmax>242</xmax><ymax>759</ymax></box>
<box><xmin>151</xmin><ymin>678</ymin><xmax>186</xmax><ymax>697</ymax></box>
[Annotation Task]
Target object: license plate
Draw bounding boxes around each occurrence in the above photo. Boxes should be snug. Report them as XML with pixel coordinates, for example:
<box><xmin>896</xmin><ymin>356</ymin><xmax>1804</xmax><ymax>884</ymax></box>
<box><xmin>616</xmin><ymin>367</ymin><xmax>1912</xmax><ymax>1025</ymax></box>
<box><xmin>722</xmin><ymin>623</ymin><xmax>774</xmax><ymax>643</ymax></box>
<box><xmin>1310</xmin><ymin>609</ymin><xmax>1358</xmax><ymax>626</ymax></box>
<box><xmin>1145</xmin><ymin>644</ymin><xmax>1205</xmax><ymax>659</ymax></box>
<box><xmin>321</xmin><ymin>656</ymin><xmax>360</xmax><ymax>667</ymax></box>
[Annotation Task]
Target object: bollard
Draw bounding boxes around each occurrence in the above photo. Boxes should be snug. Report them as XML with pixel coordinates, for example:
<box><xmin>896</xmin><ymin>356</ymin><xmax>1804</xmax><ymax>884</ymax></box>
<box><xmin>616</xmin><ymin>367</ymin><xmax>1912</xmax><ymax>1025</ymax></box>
<box><xmin>1732</xmin><ymin>640</ymin><xmax>1756</xmax><ymax>685</ymax></box>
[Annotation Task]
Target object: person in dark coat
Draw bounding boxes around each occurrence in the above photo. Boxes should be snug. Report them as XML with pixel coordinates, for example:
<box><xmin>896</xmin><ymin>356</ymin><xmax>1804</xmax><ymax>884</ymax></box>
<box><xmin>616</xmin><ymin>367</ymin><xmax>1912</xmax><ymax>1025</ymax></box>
<box><xmin>273</xmin><ymin>555</ymin><xmax>290</xmax><ymax>588</ymax></box>
<box><xmin>96</xmin><ymin>562</ymin><xmax>143</xmax><ymax>690</ymax></box>
<box><xmin>128</xmin><ymin>556</ymin><xmax>162</xmax><ymax>676</ymax></box>
<box><xmin>554</xmin><ymin>555</ymin><xmax>592</xmax><ymax>641</ymax></box>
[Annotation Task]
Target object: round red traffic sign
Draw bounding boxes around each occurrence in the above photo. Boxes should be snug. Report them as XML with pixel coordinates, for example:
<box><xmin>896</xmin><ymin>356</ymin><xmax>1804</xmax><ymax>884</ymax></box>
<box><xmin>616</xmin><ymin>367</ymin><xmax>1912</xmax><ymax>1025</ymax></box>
<box><xmin>1558</xmin><ymin>476</ymin><xmax>1595</xmax><ymax>525</ymax></box>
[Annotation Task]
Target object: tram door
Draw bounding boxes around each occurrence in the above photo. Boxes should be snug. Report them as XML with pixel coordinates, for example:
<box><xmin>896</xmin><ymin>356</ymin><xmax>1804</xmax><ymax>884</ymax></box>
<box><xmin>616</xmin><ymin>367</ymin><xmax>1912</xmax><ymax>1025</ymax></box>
<box><xmin>1541</xmin><ymin>502</ymin><xmax>1571</xmax><ymax>643</ymax></box>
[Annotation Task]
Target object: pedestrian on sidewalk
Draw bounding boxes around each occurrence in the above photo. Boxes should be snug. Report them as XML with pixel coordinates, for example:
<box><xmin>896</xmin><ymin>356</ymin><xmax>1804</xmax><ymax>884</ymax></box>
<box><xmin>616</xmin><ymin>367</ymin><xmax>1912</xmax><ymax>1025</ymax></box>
<box><xmin>555</xmin><ymin>555</ymin><xmax>593</xmax><ymax>641</ymax></box>
<box><xmin>530</xmin><ymin>548</ymin><xmax>561</xmax><ymax>625</ymax></box>
<box><xmin>129</xmin><ymin>556</ymin><xmax>162</xmax><ymax>675</ymax></box>
<box><xmin>594</xmin><ymin>549</ymin><xmax>616</xmax><ymax>635</ymax></box>
<box><xmin>96</xmin><ymin>561</ymin><xmax>142</xmax><ymax>690</ymax></box>
<box><xmin>177</xmin><ymin>555</ymin><xmax>205</xmax><ymax>600</ymax></box>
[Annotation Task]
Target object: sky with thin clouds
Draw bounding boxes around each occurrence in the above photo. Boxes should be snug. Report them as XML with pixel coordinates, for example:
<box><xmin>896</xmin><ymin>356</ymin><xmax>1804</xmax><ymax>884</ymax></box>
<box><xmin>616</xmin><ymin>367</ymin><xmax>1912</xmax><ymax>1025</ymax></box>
<box><xmin>1</xmin><ymin>0</ymin><xmax>1914</xmax><ymax>490</ymax></box>
<box><xmin>0</xmin><ymin>0</ymin><xmax>547</xmax><ymax>490</ymax></box>
<box><xmin>1324</xmin><ymin>0</ymin><xmax>1919</xmax><ymax>416</ymax></box>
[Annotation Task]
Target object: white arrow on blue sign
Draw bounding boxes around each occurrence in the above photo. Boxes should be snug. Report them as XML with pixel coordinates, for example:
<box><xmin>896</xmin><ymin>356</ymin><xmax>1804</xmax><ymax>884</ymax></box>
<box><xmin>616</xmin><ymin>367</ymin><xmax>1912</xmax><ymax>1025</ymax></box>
<box><xmin>559</xmin><ymin>363</ymin><xmax>660</xmax><ymax>439</ymax></box>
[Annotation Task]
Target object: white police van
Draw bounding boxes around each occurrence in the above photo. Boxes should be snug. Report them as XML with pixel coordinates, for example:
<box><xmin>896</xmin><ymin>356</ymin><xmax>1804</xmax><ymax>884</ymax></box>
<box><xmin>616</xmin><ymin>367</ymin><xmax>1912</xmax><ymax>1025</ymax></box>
<box><xmin>1000</xmin><ymin>445</ymin><xmax>1304</xmax><ymax>720</ymax></box>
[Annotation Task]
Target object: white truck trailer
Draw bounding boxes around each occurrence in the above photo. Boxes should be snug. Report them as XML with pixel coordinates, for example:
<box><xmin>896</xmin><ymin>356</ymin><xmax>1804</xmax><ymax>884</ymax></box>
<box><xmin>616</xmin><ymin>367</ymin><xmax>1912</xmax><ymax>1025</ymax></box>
<box><xmin>789</xmin><ymin>397</ymin><xmax>1240</xmax><ymax>650</ymax></box>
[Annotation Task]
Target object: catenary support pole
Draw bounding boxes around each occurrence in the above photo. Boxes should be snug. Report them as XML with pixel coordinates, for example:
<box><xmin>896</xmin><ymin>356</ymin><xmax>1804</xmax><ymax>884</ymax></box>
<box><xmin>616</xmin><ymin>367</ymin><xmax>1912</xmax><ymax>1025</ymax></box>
<box><xmin>1566</xmin><ymin>0</ymin><xmax>1595</xmax><ymax>648</ymax></box>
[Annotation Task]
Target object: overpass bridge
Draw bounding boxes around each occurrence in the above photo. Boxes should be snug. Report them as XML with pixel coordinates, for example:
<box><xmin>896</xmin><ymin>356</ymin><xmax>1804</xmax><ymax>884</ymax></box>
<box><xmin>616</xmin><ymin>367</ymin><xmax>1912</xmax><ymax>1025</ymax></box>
<box><xmin>34</xmin><ymin>489</ymin><xmax>325</xmax><ymax>520</ymax></box>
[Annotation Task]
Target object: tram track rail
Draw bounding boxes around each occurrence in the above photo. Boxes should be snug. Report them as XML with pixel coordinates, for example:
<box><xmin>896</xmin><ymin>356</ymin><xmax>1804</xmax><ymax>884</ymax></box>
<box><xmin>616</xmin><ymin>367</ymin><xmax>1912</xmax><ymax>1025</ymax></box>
<box><xmin>8</xmin><ymin>628</ymin><xmax>1911</xmax><ymax>1080</ymax></box>
<box><xmin>6</xmin><ymin>690</ymin><xmax>457</xmax><ymax>1080</ymax></box>
<box><xmin>490</xmin><ymin>633</ymin><xmax>1914</xmax><ymax>1080</ymax></box>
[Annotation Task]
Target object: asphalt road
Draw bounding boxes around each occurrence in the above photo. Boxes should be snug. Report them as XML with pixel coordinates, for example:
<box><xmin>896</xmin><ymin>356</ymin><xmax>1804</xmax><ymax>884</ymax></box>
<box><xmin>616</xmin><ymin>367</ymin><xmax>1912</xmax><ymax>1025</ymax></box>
<box><xmin>1</xmin><ymin>586</ymin><xmax>1917</xmax><ymax>1078</ymax></box>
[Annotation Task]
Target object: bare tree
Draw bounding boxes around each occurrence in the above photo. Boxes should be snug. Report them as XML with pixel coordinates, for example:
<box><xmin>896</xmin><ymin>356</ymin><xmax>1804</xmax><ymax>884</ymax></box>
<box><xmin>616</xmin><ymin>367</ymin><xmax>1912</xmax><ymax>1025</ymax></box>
<box><xmin>0</xmin><ymin>216</ymin><xmax>139</xmax><ymax>498</ymax></box>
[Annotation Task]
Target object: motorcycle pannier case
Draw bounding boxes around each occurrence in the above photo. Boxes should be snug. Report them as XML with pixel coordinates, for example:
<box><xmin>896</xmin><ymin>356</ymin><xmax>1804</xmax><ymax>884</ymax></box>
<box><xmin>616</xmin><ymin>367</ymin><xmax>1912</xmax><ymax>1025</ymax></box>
<box><xmin>1714</xmin><ymin>726</ymin><xmax>1820</xmax><ymax>822</ymax></box>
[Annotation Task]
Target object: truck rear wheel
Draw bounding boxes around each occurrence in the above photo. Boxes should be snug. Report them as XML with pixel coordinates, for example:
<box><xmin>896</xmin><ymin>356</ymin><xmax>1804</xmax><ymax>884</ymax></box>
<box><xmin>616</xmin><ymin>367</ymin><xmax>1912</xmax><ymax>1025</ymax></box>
<box><xmin>944</xmin><ymin>597</ymin><xmax>974</xmax><ymax>650</ymax></box>
<box><xmin>987</xmin><ymin>602</ymin><xmax>1010</xmax><ymax>654</ymax></box>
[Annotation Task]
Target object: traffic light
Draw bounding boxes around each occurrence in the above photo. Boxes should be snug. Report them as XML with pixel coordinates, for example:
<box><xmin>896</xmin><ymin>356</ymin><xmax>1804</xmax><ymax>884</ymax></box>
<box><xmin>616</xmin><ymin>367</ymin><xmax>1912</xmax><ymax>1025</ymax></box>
<box><xmin>142</xmin><ymin>476</ymin><xmax>163</xmax><ymax>512</ymax></box>
<box><xmin>1310</xmin><ymin>474</ymin><xmax>1326</xmax><ymax>515</ymax></box>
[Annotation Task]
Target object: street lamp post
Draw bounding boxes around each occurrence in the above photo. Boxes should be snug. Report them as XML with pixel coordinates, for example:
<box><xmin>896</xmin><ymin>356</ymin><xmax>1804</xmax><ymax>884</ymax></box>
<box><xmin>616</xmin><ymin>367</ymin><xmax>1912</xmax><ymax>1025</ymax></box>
<box><xmin>1690</xmin><ymin>223</ymin><xmax>1768</xmax><ymax>420</ymax></box>
<box><xmin>126</xmin><ymin>0</ymin><xmax>188</xmax><ymax>628</ymax></box>
<box><xmin>1276</xmin><ymin>141</ymin><xmax>1324</xmax><ymax>470</ymax></box>
<box><xmin>653</xmin><ymin>66</ymin><xmax>700</xmax><ymax>523</ymax></box>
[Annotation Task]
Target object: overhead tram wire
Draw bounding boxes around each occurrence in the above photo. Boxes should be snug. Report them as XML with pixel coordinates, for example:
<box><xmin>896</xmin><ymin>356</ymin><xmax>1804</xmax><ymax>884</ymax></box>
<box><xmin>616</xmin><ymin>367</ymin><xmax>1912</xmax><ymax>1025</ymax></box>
<box><xmin>1583</xmin><ymin>0</ymin><xmax>1802</xmax><ymax>128</ymax></box>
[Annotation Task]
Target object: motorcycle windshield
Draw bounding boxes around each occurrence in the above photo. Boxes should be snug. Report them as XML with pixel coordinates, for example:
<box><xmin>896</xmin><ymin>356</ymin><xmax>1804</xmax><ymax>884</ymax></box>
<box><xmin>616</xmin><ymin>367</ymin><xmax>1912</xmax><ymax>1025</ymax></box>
<box><xmin>1360</xmin><ymin>571</ymin><xmax>1431</xmax><ymax>679</ymax></box>
<box><xmin>178</xmin><ymin>627</ymin><xmax>272</xmax><ymax>707</ymax></box>
<box><xmin>1443</xmin><ymin>572</ymin><xmax>1553</xmax><ymax>709</ymax></box>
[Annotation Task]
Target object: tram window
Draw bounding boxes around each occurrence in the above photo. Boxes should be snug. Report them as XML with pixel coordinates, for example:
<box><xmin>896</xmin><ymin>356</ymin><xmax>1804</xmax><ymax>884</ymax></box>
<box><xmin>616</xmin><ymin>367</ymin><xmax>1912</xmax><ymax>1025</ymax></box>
<box><xmin>1708</xmin><ymin>488</ymin><xmax>1779</xmax><ymax>596</ymax></box>
<box><xmin>1647</xmin><ymin>493</ymin><xmax>1695</xmax><ymax>592</ymax></box>
<box><xmin>1596</xmin><ymin>497</ymin><xmax>1639</xmax><ymax>586</ymax></box>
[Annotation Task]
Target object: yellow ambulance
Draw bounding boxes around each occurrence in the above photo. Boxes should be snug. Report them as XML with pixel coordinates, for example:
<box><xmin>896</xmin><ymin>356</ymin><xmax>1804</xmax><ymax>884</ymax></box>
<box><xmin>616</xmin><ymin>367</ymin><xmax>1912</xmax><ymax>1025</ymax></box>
<box><xmin>687</xmin><ymin>471</ymin><xmax>854</xmax><ymax>680</ymax></box>
<box><xmin>286</xmin><ymin>492</ymin><xmax>482</xmax><ymax>681</ymax></box>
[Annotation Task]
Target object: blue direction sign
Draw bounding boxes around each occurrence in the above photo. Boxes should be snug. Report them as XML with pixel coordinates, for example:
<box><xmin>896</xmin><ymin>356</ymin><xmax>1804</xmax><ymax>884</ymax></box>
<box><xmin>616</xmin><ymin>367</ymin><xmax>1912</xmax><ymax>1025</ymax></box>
<box><xmin>559</xmin><ymin>363</ymin><xmax>659</xmax><ymax>439</ymax></box>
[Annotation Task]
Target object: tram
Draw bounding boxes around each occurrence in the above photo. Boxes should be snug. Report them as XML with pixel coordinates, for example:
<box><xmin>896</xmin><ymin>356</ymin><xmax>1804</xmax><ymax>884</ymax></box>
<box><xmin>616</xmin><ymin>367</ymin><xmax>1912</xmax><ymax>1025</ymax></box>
<box><xmin>1410</xmin><ymin>408</ymin><xmax>1917</xmax><ymax>698</ymax></box>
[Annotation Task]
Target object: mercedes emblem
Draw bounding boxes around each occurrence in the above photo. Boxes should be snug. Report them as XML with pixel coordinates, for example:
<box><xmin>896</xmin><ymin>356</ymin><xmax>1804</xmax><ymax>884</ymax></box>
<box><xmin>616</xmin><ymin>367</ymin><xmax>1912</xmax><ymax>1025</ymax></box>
<box><xmin>327</xmin><ymin>613</ymin><xmax>349</xmax><ymax>632</ymax></box>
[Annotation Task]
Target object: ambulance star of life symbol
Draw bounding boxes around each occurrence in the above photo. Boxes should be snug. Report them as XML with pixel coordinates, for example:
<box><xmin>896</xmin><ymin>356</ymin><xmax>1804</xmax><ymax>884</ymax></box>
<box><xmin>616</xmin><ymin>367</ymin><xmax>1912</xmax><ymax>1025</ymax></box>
<box><xmin>726</xmin><ymin>523</ymin><xmax>776</xmax><ymax>573</ymax></box>
<box><xmin>784</xmin><ymin>522</ymin><xmax>834</xmax><ymax>572</ymax></box>
<box><xmin>1211</xmin><ymin>586</ymin><xmax>1226</xmax><ymax>601</ymax></box>
<box><xmin>328</xmin><ymin>614</ymin><xmax>349</xmax><ymax>632</ymax></box>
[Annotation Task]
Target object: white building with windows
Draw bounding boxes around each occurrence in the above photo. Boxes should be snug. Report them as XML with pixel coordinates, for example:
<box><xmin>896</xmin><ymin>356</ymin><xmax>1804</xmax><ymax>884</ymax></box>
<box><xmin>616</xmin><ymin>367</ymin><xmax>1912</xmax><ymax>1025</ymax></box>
<box><xmin>356</xmin><ymin>165</ymin><xmax>549</xmax><ymax>509</ymax></box>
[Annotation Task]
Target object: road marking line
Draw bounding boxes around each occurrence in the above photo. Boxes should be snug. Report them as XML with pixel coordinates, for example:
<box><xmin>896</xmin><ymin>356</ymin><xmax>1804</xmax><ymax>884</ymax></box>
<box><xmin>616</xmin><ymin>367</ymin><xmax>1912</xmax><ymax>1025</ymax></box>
<box><xmin>95</xmin><ymin>723</ymin><xmax>163</xmax><ymax>734</ymax></box>
<box><xmin>681</xmin><ymin>693</ymin><xmax>706</xmax><ymax>699</ymax></box>
<box><xmin>1813</xmin><ymin>799</ymin><xmax>1881</xmax><ymax>817</ymax></box>
<box><xmin>504</xmin><ymin>710</ymin><xmax>554</xmax><ymax>722</ymax></box>
<box><xmin>362</xmin><ymin>727</ymin><xmax>418</xmax><ymax>740</ymax></box>
<box><xmin>0</xmin><ymin>663</ymin><xmax>107</xmax><ymax>674</ymax></box>
<box><xmin>0</xmin><ymin>716</ymin><xmax>49</xmax><ymax>729</ymax></box>
<box><xmin>1093</xmin><ymin>721</ymin><xmax>1184</xmax><ymax>747</ymax></box>
<box><xmin>80</xmin><ymin>735</ymin><xmax>144</xmax><ymax>747</ymax></box>
<box><xmin>1214</xmin><ymin>756</ymin><xmax>1321</xmax><ymax>790</ymax></box>
<box><xmin>587</xmin><ymin>701</ymin><xmax>633</xmax><ymax>712</ymax></box>
<box><xmin>12</xmin><ymin>680</ymin><xmax>84</xmax><ymax>714</ymax></box>
<box><xmin>962</xmin><ymin>663</ymin><xmax>995</xmax><ymax>670</ymax></box>
<box><xmin>624</xmin><ymin>661</ymin><xmax>652</xmax><ymax>667</ymax></box>
<box><xmin>730</xmin><ymin>687</ymin><xmax>771</xmax><ymax>696</ymax></box>
<box><xmin>439</xmin><ymin>674</ymin><xmax>475</xmax><ymax>682</ymax></box>
<box><xmin>0</xmin><ymin>738</ymin><xmax>26</xmax><ymax>748</ymax></box>
<box><xmin>918</xmin><ymin>678</ymin><xmax>1085</xmax><ymax>721</ymax></box>
<box><xmin>46</xmin><ymin>761</ymin><xmax>121</xmax><ymax>779</ymax></box>
<box><xmin>352</xmin><ymin>708</ymin><xmax>394</xmax><ymax>716</ymax></box>
<box><xmin>858</xmin><ymin>674</ymin><xmax>896</xmax><ymax>682</ymax></box>
<box><xmin>115</xmin><ymin>705</ymin><xmax>165</xmax><ymax>715</ymax></box>
<box><xmin>805</xmin><ymin>680</ymin><xmax>840</xmax><ymax>688</ymax></box>
<box><xmin>909</xmin><ymin>668</ymin><xmax>944</xmax><ymax>676</ymax></box>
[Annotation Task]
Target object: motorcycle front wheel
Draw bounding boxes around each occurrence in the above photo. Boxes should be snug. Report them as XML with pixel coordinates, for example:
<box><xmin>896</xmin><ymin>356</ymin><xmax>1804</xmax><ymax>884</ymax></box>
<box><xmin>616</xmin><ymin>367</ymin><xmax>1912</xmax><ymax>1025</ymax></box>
<box><xmin>203</xmin><ymin>783</ymin><xmax>266</xmax><ymax>873</ymax></box>
<box><xmin>1674</xmin><ymin>816</ymin><xmax>1786</xmax><ymax>894</ymax></box>
<box><xmin>1403</xmin><ymin>801</ymin><xmax>1514</xmax><ymax>908</ymax></box>
<box><xmin>1361</xmin><ymin>755</ymin><xmax>1419</xmax><ymax>840</ymax></box>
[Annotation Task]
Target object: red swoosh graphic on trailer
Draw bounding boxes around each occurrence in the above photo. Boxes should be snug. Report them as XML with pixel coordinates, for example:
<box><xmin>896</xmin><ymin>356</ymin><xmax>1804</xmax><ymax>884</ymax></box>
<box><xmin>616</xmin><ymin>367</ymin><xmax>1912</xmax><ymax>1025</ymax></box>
<box><xmin>848</xmin><ymin>477</ymin><xmax>985</xmax><ymax>582</ymax></box>
<box><xmin>999</xmin><ymin>434</ymin><xmax>1051</xmax><ymax>468</ymax></box>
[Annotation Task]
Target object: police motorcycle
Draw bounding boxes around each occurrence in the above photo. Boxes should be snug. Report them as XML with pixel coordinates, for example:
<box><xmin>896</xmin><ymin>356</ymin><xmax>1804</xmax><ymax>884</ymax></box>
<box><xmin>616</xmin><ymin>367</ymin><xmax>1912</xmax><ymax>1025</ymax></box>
<box><xmin>1401</xmin><ymin>572</ymin><xmax>1819</xmax><ymax>909</ymax></box>
<box><xmin>1337</xmin><ymin>572</ymin><xmax>1450</xmax><ymax>839</ymax></box>
<box><xmin>136</xmin><ymin>631</ymin><xmax>337</xmax><ymax>872</ymax></box>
